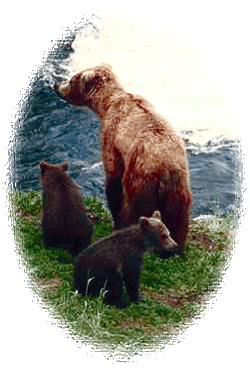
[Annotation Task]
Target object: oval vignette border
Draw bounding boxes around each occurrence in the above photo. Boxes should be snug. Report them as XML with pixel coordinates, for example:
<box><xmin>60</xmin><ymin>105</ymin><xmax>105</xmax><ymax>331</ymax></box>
<box><xmin>2</xmin><ymin>2</ymin><xmax>250</xmax><ymax>367</ymax></box>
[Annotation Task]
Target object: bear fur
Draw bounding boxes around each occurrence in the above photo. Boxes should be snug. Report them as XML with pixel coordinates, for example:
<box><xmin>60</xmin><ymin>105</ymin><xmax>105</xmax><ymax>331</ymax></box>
<box><xmin>55</xmin><ymin>64</ymin><xmax>192</xmax><ymax>256</ymax></box>
<box><xmin>74</xmin><ymin>210</ymin><xmax>177</xmax><ymax>308</ymax></box>
<box><xmin>40</xmin><ymin>160</ymin><xmax>93</xmax><ymax>257</ymax></box>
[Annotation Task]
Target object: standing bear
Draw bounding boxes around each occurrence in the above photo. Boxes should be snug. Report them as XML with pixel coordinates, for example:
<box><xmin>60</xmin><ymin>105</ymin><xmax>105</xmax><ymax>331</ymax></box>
<box><xmin>74</xmin><ymin>211</ymin><xmax>177</xmax><ymax>308</ymax></box>
<box><xmin>55</xmin><ymin>64</ymin><xmax>192</xmax><ymax>256</ymax></box>
<box><xmin>40</xmin><ymin>160</ymin><xmax>93</xmax><ymax>257</ymax></box>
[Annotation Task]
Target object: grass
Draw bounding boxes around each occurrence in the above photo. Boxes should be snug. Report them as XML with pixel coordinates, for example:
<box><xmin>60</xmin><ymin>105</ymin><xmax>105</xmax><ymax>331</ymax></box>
<box><xmin>9</xmin><ymin>189</ymin><xmax>235</xmax><ymax>355</ymax></box>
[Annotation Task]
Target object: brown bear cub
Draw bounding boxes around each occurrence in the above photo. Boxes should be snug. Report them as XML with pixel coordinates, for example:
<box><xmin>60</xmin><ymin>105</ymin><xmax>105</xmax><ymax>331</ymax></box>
<box><xmin>40</xmin><ymin>160</ymin><xmax>93</xmax><ymax>257</ymax></box>
<box><xmin>74</xmin><ymin>210</ymin><xmax>177</xmax><ymax>308</ymax></box>
<box><xmin>55</xmin><ymin>64</ymin><xmax>192</xmax><ymax>257</ymax></box>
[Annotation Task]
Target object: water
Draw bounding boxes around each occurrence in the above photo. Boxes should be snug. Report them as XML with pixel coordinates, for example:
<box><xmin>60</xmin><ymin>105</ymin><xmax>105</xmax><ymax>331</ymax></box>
<box><xmin>10</xmin><ymin>19</ymin><xmax>241</xmax><ymax>217</ymax></box>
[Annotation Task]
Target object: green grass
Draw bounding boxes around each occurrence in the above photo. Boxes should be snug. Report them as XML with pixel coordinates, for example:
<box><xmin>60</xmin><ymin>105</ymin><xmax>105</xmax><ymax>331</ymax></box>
<box><xmin>9</xmin><ymin>189</ymin><xmax>235</xmax><ymax>354</ymax></box>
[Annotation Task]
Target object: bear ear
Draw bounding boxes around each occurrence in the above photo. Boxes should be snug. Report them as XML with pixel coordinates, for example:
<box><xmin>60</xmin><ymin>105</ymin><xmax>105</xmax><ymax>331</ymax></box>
<box><xmin>100</xmin><ymin>63</ymin><xmax>113</xmax><ymax>71</ymax></box>
<box><xmin>139</xmin><ymin>216</ymin><xmax>150</xmax><ymax>231</ymax></box>
<box><xmin>152</xmin><ymin>210</ymin><xmax>161</xmax><ymax>220</ymax></box>
<box><xmin>81</xmin><ymin>69</ymin><xmax>97</xmax><ymax>83</ymax></box>
<box><xmin>40</xmin><ymin>161</ymin><xmax>49</xmax><ymax>174</ymax></box>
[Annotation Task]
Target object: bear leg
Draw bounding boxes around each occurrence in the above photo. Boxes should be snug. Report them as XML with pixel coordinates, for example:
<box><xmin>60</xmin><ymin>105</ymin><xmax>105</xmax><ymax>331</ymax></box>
<box><xmin>75</xmin><ymin>267</ymin><xmax>126</xmax><ymax>308</ymax></box>
<box><xmin>122</xmin><ymin>253</ymin><xmax>143</xmax><ymax>302</ymax></box>
<box><xmin>74</xmin><ymin>268</ymin><xmax>88</xmax><ymax>296</ymax></box>
<box><xmin>159</xmin><ymin>199</ymin><xmax>191</xmax><ymax>258</ymax></box>
<box><xmin>104</xmin><ymin>269</ymin><xmax>127</xmax><ymax>308</ymax></box>
<box><xmin>106</xmin><ymin>175</ymin><xmax>124</xmax><ymax>228</ymax></box>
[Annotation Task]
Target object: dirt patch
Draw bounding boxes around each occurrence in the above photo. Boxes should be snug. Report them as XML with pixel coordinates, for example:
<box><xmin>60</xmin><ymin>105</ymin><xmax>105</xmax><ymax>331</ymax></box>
<box><xmin>115</xmin><ymin>317</ymin><xmax>158</xmax><ymax>335</ymax></box>
<box><xmin>34</xmin><ymin>276</ymin><xmax>64</xmax><ymax>292</ymax></box>
<box><xmin>142</xmin><ymin>289</ymin><xmax>205</xmax><ymax>308</ymax></box>
<box><xmin>187</xmin><ymin>218</ymin><xmax>234</xmax><ymax>253</ymax></box>
<box><xmin>190</xmin><ymin>233</ymin><xmax>218</xmax><ymax>251</ymax></box>
<box><xmin>15</xmin><ymin>207</ymin><xmax>34</xmax><ymax>221</ymax></box>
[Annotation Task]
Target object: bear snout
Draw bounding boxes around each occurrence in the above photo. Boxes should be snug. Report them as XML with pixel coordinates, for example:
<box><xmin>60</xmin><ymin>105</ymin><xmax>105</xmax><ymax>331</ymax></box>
<box><xmin>54</xmin><ymin>82</ymin><xmax>60</xmax><ymax>93</ymax></box>
<box><xmin>54</xmin><ymin>82</ymin><xmax>69</xmax><ymax>98</ymax></box>
<box><xmin>163</xmin><ymin>236</ymin><xmax>178</xmax><ymax>252</ymax></box>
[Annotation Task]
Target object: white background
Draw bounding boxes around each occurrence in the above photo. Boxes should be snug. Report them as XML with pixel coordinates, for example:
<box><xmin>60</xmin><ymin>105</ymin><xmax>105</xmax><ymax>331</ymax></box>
<box><xmin>1</xmin><ymin>1</ymin><xmax>250</xmax><ymax>368</ymax></box>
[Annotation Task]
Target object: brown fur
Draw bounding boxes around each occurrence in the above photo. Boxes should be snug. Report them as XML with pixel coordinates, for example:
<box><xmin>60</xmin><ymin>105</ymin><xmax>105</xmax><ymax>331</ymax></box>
<box><xmin>74</xmin><ymin>211</ymin><xmax>177</xmax><ymax>308</ymax></box>
<box><xmin>40</xmin><ymin>160</ymin><xmax>93</xmax><ymax>256</ymax></box>
<box><xmin>55</xmin><ymin>64</ymin><xmax>192</xmax><ymax>255</ymax></box>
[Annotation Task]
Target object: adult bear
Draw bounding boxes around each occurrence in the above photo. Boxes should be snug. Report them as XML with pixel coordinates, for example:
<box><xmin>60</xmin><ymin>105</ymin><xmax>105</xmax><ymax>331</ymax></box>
<box><xmin>55</xmin><ymin>64</ymin><xmax>192</xmax><ymax>256</ymax></box>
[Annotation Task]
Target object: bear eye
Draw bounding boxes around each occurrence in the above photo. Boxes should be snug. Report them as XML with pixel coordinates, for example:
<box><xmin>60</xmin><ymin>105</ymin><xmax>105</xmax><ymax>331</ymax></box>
<box><xmin>161</xmin><ymin>231</ymin><xmax>170</xmax><ymax>241</ymax></box>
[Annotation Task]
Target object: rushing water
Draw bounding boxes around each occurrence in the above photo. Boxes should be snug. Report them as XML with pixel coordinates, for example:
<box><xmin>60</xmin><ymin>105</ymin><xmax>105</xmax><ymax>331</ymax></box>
<box><xmin>10</xmin><ymin>20</ymin><xmax>241</xmax><ymax>218</ymax></box>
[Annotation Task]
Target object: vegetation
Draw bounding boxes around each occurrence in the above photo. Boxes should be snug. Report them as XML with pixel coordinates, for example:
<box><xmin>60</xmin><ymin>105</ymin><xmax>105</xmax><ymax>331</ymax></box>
<box><xmin>9</xmin><ymin>190</ymin><xmax>235</xmax><ymax>355</ymax></box>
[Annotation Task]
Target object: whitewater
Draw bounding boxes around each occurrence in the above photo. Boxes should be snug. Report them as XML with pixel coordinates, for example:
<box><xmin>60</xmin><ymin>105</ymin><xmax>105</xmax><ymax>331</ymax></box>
<box><xmin>51</xmin><ymin>12</ymin><xmax>238</xmax><ymax>152</ymax></box>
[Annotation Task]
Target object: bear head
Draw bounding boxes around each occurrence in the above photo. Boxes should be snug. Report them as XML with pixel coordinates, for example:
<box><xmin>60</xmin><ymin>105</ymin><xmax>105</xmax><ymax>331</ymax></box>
<box><xmin>39</xmin><ymin>160</ymin><xmax>71</xmax><ymax>188</ymax></box>
<box><xmin>139</xmin><ymin>210</ymin><xmax>178</xmax><ymax>253</ymax></box>
<box><xmin>40</xmin><ymin>160</ymin><xmax>69</xmax><ymax>175</ymax></box>
<box><xmin>54</xmin><ymin>64</ymin><xmax>117</xmax><ymax>108</ymax></box>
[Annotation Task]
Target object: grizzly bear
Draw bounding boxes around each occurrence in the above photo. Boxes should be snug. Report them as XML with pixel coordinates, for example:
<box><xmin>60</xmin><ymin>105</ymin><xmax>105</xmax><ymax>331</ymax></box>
<box><xmin>74</xmin><ymin>211</ymin><xmax>177</xmax><ymax>308</ymax></box>
<box><xmin>40</xmin><ymin>160</ymin><xmax>93</xmax><ymax>257</ymax></box>
<box><xmin>55</xmin><ymin>64</ymin><xmax>192</xmax><ymax>256</ymax></box>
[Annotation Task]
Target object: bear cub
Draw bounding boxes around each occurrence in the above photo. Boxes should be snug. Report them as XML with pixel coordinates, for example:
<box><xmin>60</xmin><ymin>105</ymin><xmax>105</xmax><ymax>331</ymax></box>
<box><xmin>40</xmin><ymin>160</ymin><xmax>93</xmax><ymax>257</ymax></box>
<box><xmin>74</xmin><ymin>211</ymin><xmax>177</xmax><ymax>308</ymax></box>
